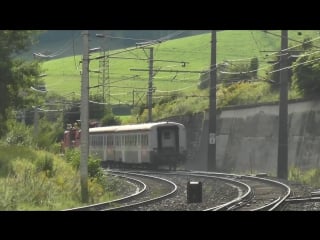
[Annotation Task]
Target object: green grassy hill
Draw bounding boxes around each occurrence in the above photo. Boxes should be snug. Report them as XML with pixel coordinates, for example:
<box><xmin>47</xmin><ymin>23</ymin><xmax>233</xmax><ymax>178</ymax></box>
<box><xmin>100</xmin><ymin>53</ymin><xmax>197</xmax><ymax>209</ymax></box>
<box><xmin>40</xmin><ymin>30</ymin><xmax>319</xmax><ymax>105</ymax></box>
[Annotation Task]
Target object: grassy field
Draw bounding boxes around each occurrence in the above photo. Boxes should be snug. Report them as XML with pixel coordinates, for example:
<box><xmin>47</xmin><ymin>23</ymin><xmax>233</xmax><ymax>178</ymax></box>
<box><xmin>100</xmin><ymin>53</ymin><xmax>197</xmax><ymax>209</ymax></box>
<box><xmin>41</xmin><ymin>30</ymin><xmax>320</xmax><ymax>105</ymax></box>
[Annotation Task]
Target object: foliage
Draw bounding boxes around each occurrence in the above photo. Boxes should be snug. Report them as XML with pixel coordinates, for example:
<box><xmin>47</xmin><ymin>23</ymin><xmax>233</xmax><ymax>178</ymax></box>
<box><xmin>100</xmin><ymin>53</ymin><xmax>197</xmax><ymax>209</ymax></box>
<box><xmin>4</xmin><ymin>120</ymin><xmax>34</xmax><ymax>146</ymax></box>
<box><xmin>198</xmin><ymin>58</ymin><xmax>259</xmax><ymax>90</ymax></box>
<box><xmin>34</xmin><ymin>153</ymin><xmax>54</xmax><ymax>177</ymax></box>
<box><xmin>151</xmin><ymin>91</ymin><xmax>208</xmax><ymax>121</ymax></box>
<box><xmin>0</xmin><ymin>30</ymin><xmax>42</xmax><ymax>137</ymax></box>
<box><xmin>292</xmin><ymin>51</ymin><xmax>320</xmax><ymax>97</ymax></box>
<box><xmin>4</xmin><ymin>113</ymin><xmax>64</xmax><ymax>152</ymax></box>
<box><xmin>267</xmin><ymin>36</ymin><xmax>314</xmax><ymax>93</ymax></box>
<box><xmin>218</xmin><ymin>81</ymin><xmax>270</xmax><ymax>107</ymax></box>
<box><xmin>64</xmin><ymin>148</ymin><xmax>104</xmax><ymax>179</ymax></box>
<box><xmin>0</xmin><ymin>145</ymin><xmax>37</xmax><ymax>177</ymax></box>
<box><xmin>41</xmin><ymin>31</ymin><xmax>319</xmax><ymax>99</ymax></box>
<box><xmin>289</xmin><ymin>166</ymin><xmax>320</xmax><ymax>187</ymax></box>
<box><xmin>0</xmin><ymin>146</ymin><xmax>121</xmax><ymax>210</ymax></box>
<box><xmin>220</xmin><ymin>62</ymin><xmax>253</xmax><ymax>85</ymax></box>
<box><xmin>34</xmin><ymin>114</ymin><xmax>64</xmax><ymax>150</ymax></box>
<box><xmin>100</xmin><ymin>110</ymin><xmax>121</xmax><ymax>126</ymax></box>
<box><xmin>35</xmin><ymin>30</ymin><xmax>320</xmax><ymax>122</ymax></box>
<box><xmin>64</xmin><ymin>148</ymin><xmax>81</xmax><ymax>169</ymax></box>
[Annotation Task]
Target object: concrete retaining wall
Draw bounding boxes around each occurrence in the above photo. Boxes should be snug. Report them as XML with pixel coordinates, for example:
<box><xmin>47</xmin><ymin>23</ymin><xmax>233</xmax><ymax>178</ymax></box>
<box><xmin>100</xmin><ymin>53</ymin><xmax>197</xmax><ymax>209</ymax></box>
<box><xmin>165</xmin><ymin>99</ymin><xmax>320</xmax><ymax>175</ymax></box>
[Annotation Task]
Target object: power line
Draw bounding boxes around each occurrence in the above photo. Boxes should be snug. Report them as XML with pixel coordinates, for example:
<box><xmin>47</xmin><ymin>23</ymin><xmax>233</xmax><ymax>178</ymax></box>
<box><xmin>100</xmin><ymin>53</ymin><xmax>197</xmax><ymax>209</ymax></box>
<box><xmin>262</xmin><ymin>30</ymin><xmax>320</xmax><ymax>49</ymax></box>
<box><xmin>130</xmin><ymin>68</ymin><xmax>206</xmax><ymax>74</ymax></box>
<box><xmin>268</xmin><ymin>55</ymin><xmax>320</xmax><ymax>74</ymax></box>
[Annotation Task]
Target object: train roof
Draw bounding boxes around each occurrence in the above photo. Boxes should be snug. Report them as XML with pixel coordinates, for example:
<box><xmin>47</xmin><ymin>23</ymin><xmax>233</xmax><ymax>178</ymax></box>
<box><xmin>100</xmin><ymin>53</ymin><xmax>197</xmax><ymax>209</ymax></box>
<box><xmin>89</xmin><ymin>121</ymin><xmax>184</xmax><ymax>133</ymax></box>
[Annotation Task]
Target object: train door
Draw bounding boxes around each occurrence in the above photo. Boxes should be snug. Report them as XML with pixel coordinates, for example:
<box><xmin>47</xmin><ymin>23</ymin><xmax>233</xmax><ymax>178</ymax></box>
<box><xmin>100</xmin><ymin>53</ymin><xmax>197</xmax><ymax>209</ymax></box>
<box><xmin>156</xmin><ymin>126</ymin><xmax>179</xmax><ymax>169</ymax></box>
<box><xmin>157</xmin><ymin>126</ymin><xmax>179</xmax><ymax>153</ymax></box>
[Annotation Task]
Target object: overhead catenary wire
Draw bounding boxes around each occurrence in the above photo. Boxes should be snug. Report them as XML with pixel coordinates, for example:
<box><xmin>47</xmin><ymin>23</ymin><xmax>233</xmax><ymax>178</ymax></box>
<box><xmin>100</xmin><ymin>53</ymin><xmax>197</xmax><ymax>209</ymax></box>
<box><xmin>40</xmin><ymin>30</ymin><xmax>320</xmax><ymax>109</ymax></box>
<box><xmin>262</xmin><ymin>34</ymin><xmax>320</xmax><ymax>59</ymax></box>
<box><xmin>268</xmin><ymin>55</ymin><xmax>320</xmax><ymax>74</ymax></box>
<box><xmin>262</xmin><ymin>30</ymin><xmax>320</xmax><ymax>49</ymax></box>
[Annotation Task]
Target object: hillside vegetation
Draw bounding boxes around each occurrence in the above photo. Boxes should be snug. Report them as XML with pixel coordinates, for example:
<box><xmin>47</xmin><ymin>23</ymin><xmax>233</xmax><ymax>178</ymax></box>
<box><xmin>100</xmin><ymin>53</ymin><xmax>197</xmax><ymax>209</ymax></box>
<box><xmin>38</xmin><ymin>30</ymin><xmax>320</xmax><ymax>122</ymax></box>
<box><xmin>41</xmin><ymin>30</ymin><xmax>318</xmax><ymax>101</ymax></box>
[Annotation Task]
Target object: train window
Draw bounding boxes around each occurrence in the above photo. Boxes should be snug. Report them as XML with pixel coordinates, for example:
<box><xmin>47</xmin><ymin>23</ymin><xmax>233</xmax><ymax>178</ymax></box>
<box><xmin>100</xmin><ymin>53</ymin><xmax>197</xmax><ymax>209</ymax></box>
<box><xmin>115</xmin><ymin>136</ymin><xmax>121</xmax><ymax>146</ymax></box>
<box><xmin>141</xmin><ymin>134</ymin><xmax>148</xmax><ymax>146</ymax></box>
<box><xmin>137</xmin><ymin>134</ymin><xmax>141</xmax><ymax>145</ymax></box>
<box><xmin>164</xmin><ymin>131</ymin><xmax>171</xmax><ymax>139</ymax></box>
<box><xmin>134</xmin><ymin>135</ymin><xmax>137</xmax><ymax>146</ymax></box>
<box><xmin>107</xmin><ymin>135</ymin><xmax>114</xmax><ymax>146</ymax></box>
<box><xmin>98</xmin><ymin>136</ymin><xmax>102</xmax><ymax>146</ymax></box>
<box><xmin>122</xmin><ymin>135</ymin><xmax>125</xmax><ymax>146</ymax></box>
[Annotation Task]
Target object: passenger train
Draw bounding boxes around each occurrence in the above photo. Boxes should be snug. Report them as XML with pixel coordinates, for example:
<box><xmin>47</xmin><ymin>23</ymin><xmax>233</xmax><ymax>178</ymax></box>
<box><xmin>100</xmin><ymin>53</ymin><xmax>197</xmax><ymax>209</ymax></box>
<box><xmin>63</xmin><ymin>121</ymin><xmax>187</xmax><ymax>170</ymax></box>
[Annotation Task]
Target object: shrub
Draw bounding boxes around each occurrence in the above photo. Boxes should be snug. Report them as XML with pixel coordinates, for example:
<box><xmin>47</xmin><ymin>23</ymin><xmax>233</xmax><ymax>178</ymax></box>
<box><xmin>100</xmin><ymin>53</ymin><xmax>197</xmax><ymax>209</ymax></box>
<box><xmin>5</xmin><ymin>120</ymin><xmax>34</xmax><ymax>146</ymax></box>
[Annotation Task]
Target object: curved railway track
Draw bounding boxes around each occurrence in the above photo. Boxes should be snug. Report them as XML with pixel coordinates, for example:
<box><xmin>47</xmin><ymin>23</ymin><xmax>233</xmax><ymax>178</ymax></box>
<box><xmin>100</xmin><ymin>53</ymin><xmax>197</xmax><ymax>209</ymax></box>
<box><xmin>66</xmin><ymin>170</ymin><xmax>177</xmax><ymax>211</ymax></box>
<box><xmin>190</xmin><ymin>171</ymin><xmax>291</xmax><ymax>211</ymax></box>
<box><xmin>65</xmin><ymin>170</ymin><xmax>292</xmax><ymax>211</ymax></box>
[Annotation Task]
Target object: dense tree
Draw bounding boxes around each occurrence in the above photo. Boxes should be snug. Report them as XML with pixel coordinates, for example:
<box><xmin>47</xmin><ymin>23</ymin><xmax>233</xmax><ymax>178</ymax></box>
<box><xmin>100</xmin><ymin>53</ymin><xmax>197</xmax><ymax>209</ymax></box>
<box><xmin>100</xmin><ymin>112</ymin><xmax>121</xmax><ymax>126</ymax></box>
<box><xmin>292</xmin><ymin>51</ymin><xmax>320</xmax><ymax>97</ymax></box>
<box><xmin>267</xmin><ymin>37</ymin><xmax>314</xmax><ymax>92</ymax></box>
<box><xmin>0</xmin><ymin>30</ymin><xmax>42</xmax><ymax>136</ymax></box>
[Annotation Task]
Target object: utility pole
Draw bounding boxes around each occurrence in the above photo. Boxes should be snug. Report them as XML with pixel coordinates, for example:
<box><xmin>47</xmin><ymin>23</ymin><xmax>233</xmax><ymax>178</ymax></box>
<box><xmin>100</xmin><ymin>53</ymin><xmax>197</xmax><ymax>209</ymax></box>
<box><xmin>80</xmin><ymin>30</ymin><xmax>89</xmax><ymax>203</ymax></box>
<box><xmin>148</xmin><ymin>47</ymin><xmax>154</xmax><ymax>122</ymax></box>
<box><xmin>101</xmin><ymin>50</ymin><xmax>106</xmax><ymax>103</ymax></box>
<box><xmin>277</xmin><ymin>30</ymin><xmax>288</xmax><ymax>180</ymax></box>
<box><xmin>207</xmin><ymin>30</ymin><xmax>217</xmax><ymax>171</ymax></box>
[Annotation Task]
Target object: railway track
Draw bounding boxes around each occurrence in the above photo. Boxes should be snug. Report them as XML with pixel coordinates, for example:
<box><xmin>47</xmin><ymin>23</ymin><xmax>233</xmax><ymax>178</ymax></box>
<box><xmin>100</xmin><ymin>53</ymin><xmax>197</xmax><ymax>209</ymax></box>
<box><xmin>65</xmin><ymin>170</ymin><xmax>177</xmax><ymax>211</ymax></box>
<box><xmin>190</xmin><ymin>171</ymin><xmax>291</xmax><ymax>211</ymax></box>
<box><xmin>279</xmin><ymin>190</ymin><xmax>320</xmax><ymax>210</ymax></box>
<box><xmin>65</xmin><ymin>170</ymin><xmax>291</xmax><ymax>211</ymax></box>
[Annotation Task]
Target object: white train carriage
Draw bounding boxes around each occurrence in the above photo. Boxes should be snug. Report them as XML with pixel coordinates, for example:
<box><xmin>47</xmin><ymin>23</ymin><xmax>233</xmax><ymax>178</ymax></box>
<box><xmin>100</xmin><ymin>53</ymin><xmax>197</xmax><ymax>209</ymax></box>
<box><xmin>89</xmin><ymin>121</ymin><xmax>187</xmax><ymax>169</ymax></box>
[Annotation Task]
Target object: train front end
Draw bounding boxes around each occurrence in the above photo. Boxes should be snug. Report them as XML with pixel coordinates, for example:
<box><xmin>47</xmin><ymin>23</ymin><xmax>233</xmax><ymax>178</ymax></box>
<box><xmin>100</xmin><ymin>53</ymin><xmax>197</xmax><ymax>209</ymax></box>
<box><xmin>150</xmin><ymin>122</ymin><xmax>187</xmax><ymax>170</ymax></box>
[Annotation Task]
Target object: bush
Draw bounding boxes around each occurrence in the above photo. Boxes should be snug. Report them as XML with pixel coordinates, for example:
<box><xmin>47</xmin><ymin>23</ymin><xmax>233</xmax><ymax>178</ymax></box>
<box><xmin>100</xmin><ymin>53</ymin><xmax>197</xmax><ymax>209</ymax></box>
<box><xmin>64</xmin><ymin>148</ymin><xmax>80</xmax><ymax>169</ymax></box>
<box><xmin>292</xmin><ymin>52</ymin><xmax>320</xmax><ymax>98</ymax></box>
<box><xmin>35</xmin><ymin>153</ymin><xmax>54</xmax><ymax>177</ymax></box>
<box><xmin>101</xmin><ymin>113</ymin><xmax>121</xmax><ymax>126</ymax></box>
<box><xmin>5</xmin><ymin>120</ymin><xmax>34</xmax><ymax>146</ymax></box>
<box><xmin>0</xmin><ymin>146</ymin><xmax>123</xmax><ymax>210</ymax></box>
<box><xmin>64</xmin><ymin>148</ymin><xmax>103</xmax><ymax>179</ymax></box>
